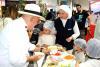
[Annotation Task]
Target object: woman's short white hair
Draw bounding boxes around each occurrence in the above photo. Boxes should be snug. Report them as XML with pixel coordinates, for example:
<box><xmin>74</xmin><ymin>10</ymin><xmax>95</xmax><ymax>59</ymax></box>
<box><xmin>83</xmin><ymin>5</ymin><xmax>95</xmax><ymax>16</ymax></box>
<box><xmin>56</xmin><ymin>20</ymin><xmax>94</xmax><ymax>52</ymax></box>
<box><xmin>58</xmin><ymin>5</ymin><xmax>72</xmax><ymax>19</ymax></box>
<box><xmin>86</xmin><ymin>38</ymin><xmax>100</xmax><ymax>58</ymax></box>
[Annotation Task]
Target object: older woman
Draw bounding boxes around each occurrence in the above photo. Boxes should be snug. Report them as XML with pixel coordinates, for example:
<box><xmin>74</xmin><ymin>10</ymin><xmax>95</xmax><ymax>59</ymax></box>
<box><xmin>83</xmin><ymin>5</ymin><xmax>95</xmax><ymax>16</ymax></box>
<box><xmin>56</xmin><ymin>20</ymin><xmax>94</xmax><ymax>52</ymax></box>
<box><xmin>79</xmin><ymin>38</ymin><xmax>100</xmax><ymax>67</ymax></box>
<box><xmin>54</xmin><ymin>5</ymin><xmax>80</xmax><ymax>54</ymax></box>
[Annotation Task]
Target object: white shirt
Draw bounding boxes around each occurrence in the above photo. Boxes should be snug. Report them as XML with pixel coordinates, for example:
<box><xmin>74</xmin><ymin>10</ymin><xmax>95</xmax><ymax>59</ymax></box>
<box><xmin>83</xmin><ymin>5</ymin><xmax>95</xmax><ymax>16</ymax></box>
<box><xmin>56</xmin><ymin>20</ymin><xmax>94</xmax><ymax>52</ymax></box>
<box><xmin>79</xmin><ymin>59</ymin><xmax>100</xmax><ymax>67</ymax></box>
<box><xmin>61</xmin><ymin>19</ymin><xmax>67</xmax><ymax>27</ymax></box>
<box><xmin>0</xmin><ymin>17</ymin><xmax>35</xmax><ymax>67</ymax></box>
<box><xmin>37</xmin><ymin>34</ymin><xmax>56</xmax><ymax>46</ymax></box>
<box><xmin>3</xmin><ymin>17</ymin><xmax>13</xmax><ymax>27</ymax></box>
<box><xmin>61</xmin><ymin>19</ymin><xmax>80</xmax><ymax>40</ymax></box>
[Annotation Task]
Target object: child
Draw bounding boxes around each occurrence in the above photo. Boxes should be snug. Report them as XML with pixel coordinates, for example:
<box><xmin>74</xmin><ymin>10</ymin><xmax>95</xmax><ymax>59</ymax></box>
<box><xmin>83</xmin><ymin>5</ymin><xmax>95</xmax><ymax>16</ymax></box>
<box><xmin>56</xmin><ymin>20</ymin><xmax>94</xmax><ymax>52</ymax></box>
<box><xmin>37</xmin><ymin>20</ymin><xmax>56</xmax><ymax>47</ymax></box>
<box><xmin>79</xmin><ymin>38</ymin><xmax>100</xmax><ymax>67</ymax></box>
<box><xmin>74</xmin><ymin>38</ymin><xmax>86</xmax><ymax>63</ymax></box>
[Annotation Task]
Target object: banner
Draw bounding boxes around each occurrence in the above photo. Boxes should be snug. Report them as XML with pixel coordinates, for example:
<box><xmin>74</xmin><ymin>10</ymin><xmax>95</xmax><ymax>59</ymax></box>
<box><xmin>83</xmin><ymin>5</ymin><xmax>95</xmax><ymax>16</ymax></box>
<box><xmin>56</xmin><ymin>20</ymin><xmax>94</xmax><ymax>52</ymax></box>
<box><xmin>91</xmin><ymin>1</ymin><xmax>100</xmax><ymax>13</ymax></box>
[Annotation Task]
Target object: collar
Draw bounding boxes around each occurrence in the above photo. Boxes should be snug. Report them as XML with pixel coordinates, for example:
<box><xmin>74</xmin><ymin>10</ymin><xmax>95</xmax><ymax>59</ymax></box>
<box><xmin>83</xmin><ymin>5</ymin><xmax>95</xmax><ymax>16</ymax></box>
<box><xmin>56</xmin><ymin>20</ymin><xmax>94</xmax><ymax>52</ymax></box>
<box><xmin>61</xmin><ymin>18</ymin><xmax>68</xmax><ymax>22</ymax></box>
<box><xmin>19</xmin><ymin>17</ymin><xmax>27</xmax><ymax>29</ymax></box>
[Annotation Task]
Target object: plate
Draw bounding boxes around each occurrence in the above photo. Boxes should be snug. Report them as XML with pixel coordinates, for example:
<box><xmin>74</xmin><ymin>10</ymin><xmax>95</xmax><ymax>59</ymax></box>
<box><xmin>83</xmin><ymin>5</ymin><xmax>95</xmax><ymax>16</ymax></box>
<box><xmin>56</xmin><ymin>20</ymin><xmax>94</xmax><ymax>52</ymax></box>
<box><xmin>34</xmin><ymin>52</ymin><xmax>44</xmax><ymax>56</ymax></box>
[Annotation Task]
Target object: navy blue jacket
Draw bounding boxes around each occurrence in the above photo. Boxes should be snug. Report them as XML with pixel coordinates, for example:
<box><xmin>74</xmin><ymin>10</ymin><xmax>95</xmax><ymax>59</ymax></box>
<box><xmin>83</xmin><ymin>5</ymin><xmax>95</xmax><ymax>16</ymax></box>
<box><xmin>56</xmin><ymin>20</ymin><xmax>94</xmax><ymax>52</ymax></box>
<box><xmin>54</xmin><ymin>18</ymin><xmax>75</xmax><ymax>50</ymax></box>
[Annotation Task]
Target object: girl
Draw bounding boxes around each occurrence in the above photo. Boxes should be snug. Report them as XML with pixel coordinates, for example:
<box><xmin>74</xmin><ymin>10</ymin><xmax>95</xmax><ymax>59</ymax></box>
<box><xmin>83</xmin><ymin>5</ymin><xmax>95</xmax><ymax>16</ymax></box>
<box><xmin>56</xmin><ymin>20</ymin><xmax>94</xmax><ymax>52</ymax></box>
<box><xmin>74</xmin><ymin>38</ymin><xmax>86</xmax><ymax>63</ymax></box>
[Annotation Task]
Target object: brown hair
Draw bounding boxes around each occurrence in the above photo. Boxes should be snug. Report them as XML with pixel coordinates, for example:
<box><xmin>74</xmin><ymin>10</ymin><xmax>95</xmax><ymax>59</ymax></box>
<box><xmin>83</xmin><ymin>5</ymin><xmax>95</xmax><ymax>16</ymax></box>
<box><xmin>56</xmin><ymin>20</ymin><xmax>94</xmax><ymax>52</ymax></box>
<box><xmin>76</xmin><ymin>4</ymin><xmax>81</xmax><ymax>7</ymax></box>
<box><xmin>6</xmin><ymin>6</ymin><xmax>18</xmax><ymax>20</ymax></box>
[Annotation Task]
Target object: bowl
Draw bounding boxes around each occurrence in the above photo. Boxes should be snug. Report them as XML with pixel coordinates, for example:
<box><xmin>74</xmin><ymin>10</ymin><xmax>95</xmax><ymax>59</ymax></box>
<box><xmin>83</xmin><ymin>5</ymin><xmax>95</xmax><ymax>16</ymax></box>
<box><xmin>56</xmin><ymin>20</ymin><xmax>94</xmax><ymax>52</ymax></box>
<box><xmin>63</xmin><ymin>55</ymin><xmax>75</xmax><ymax>60</ymax></box>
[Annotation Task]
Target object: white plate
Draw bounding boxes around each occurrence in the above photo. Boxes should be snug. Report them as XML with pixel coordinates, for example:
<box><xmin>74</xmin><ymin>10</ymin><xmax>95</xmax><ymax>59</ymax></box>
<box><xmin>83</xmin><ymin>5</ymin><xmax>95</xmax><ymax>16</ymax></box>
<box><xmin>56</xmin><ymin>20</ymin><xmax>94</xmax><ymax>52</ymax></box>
<box><xmin>34</xmin><ymin>52</ymin><xmax>44</xmax><ymax>56</ymax></box>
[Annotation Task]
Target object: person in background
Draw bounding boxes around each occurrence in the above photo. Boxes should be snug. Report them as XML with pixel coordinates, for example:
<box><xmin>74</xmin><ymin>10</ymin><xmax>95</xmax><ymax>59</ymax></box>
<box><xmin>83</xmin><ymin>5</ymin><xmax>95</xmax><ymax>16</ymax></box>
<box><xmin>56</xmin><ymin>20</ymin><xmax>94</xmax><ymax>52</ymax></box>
<box><xmin>0</xmin><ymin>4</ymin><xmax>45</xmax><ymax>67</ymax></box>
<box><xmin>79</xmin><ymin>38</ymin><xmax>100</xmax><ymax>67</ymax></box>
<box><xmin>45</xmin><ymin>9</ymin><xmax>56</xmax><ymax>35</ymax></box>
<box><xmin>3</xmin><ymin>5</ymin><xmax>18</xmax><ymax>26</ymax></box>
<box><xmin>74</xmin><ymin>4</ymin><xmax>89</xmax><ymax>39</ymax></box>
<box><xmin>56</xmin><ymin>11</ymin><xmax>60</xmax><ymax>19</ymax></box>
<box><xmin>74</xmin><ymin>38</ymin><xmax>86</xmax><ymax>63</ymax></box>
<box><xmin>85</xmin><ymin>11</ymin><xmax>96</xmax><ymax>42</ymax></box>
<box><xmin>54</xmin><ymin>5</ymin><xmax>80</xmax><ymax>54</ymax></box>
<box><xmin>37</xmin><ymin>20</ymin><xmax>56</xmax><ymax>47</ymax></box>
<box><xmin>46</xmin><ymin>9</ymin><xmax>56</xmax><ymax>21</ymax></box>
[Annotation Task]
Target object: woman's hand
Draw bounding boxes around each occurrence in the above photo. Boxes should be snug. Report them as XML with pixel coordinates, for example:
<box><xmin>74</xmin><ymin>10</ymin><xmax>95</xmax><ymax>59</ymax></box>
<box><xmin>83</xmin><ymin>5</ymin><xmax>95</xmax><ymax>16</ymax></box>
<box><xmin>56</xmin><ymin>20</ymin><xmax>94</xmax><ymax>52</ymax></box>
<box><xmin>66</xmin><ymin>36</ymin><xmax>73</xmax><ymax>42</ymax></box>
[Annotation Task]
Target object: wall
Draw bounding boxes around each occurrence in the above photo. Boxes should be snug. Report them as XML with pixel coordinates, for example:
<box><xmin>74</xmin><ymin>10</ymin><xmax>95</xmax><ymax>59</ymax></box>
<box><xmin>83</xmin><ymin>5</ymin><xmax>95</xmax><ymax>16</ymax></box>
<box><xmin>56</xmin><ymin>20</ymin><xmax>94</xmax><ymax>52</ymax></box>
<box><xmin>73</xmin><ymin>0</ymin><xmax>89</xmax><ymax>10</ymax></box>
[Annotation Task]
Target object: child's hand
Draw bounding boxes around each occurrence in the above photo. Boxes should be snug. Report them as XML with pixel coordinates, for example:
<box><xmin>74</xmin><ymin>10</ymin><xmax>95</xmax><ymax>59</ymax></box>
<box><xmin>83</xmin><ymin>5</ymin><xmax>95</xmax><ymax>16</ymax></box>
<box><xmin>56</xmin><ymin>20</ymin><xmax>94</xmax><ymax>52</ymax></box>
<box><xmin>42</xmin><ymin>48</ymin><xmax>50</xmax><ymax>54</ymax></box>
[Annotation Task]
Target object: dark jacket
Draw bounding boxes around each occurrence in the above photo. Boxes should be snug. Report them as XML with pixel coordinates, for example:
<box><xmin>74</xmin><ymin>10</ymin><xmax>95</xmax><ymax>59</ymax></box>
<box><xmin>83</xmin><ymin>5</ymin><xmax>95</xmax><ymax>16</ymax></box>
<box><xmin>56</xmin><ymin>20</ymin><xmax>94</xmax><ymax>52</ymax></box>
<box><xmin>54</xmin><ymin>18</ymin><xmax>75</xmax><ymax>50</ymax></box>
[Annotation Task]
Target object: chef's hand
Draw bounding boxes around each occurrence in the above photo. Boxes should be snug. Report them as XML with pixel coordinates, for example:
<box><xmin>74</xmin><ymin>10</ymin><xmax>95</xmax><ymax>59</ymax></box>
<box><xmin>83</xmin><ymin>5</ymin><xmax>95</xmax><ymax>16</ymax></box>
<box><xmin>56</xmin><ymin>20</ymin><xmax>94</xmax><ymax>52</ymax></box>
<box><xmin>27</xmin><ymin>55</ymin><xmax>43</xmax><ymax>62</ymax></box>
<box><xmin>34</xmin><ymin>45</ymin><xmax>41</xmax><ymax>52</ymax></box>
<box><xmin>66</xmin><ymin>36</ymin><xmax>73</xmax><ymax>42</ymax></box>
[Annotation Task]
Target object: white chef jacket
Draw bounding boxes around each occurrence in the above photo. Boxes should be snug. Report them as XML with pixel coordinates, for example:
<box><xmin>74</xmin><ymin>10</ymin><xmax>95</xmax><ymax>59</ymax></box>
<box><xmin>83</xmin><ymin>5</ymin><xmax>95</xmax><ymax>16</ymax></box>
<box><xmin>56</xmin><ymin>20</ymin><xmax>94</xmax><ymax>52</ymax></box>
<box><xmin>79</xmin><ymin>59</ymin><xmax>100</xmax><ymax>67</ymax></box>
<box><xmin>3</xmin><ymin>17</ymin><xmax>13</xmax><ymax>27</ymax></box>
<box><xmin>0</xmin><ymin>17</ymin><xmax>35</xmax><ymax>67</ymax></box>
<box><xmin>37</xmin><ymin>34</ymin><xmax>56</xmax><ymax>46</ymax></box>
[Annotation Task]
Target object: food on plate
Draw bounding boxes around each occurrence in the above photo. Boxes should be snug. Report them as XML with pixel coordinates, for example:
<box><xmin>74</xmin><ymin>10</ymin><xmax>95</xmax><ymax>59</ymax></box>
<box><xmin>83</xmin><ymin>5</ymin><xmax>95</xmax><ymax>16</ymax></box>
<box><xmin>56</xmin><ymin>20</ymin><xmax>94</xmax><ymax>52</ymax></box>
<box><xmin>48</xmin><ymin>46</ymin><xmax>58</xmax><ymax>50</ymax></box>
<box><xmin>54</xmin><ymin>52</ymin><xmax>61</xmax><ymax>56</ymax></box>
<box><xmin>64</xmin><ymin>55</ymin><xmax>74</xmax><ymax>60</ymax></box>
